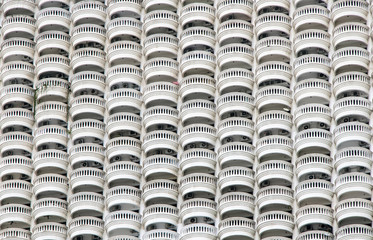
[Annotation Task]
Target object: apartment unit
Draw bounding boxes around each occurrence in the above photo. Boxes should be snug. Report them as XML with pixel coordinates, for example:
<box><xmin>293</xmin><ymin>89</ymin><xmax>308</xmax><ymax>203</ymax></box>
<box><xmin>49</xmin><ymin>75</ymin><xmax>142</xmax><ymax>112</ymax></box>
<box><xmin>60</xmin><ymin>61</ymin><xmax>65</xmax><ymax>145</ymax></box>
<box><xmin>0</xmin><ymin>0</ymin><xmax>372</xmax><ymax>239</ymax></box>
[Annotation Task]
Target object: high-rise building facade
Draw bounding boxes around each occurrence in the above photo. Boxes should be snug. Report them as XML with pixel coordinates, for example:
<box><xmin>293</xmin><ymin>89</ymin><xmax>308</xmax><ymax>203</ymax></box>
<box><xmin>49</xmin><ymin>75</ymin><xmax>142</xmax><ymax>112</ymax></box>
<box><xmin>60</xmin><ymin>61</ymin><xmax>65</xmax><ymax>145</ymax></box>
<box><xmin>0</xmin><ymin>0</ymin><xmax>372</xmax><ymax>239</ymax></box>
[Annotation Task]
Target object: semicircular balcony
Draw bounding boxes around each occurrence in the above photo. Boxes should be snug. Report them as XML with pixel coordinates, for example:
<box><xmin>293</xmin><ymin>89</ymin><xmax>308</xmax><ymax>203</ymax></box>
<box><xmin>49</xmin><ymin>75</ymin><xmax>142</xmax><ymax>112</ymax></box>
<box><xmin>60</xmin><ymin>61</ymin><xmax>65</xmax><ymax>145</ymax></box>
<box><xmin>143</xmin><ymin>229</ymin><xmax>178</xmax><ymax>240</ymax></box>
<box><xmin>106</xmin><ymin>161</ymin><xmax>141</xmax><ymax>186</ymax></box>
<box><xmin>294</xmin><ymin>30</ymin><xmax>330</xmax><ymax>55</ymax></box>
<box><xmin>336</xmin><ymin>224</ymin><xmax>373</xmax><ymax>240</ymax></box>
<box><xmin>256</xmin><ymin>186</ymin><xmax>293</xmax><ymax>211</ymax></box>
<box><xmin>0</xmin><ymin>156</ymin><xmax>33</xmax><ymax>179</ymax></box>
<box><xmin>143</xmin><ymin>10</ymin><xmax>178</xmax><ymax>35</ymax></box>
<box><xmin>295</xmin><ymin>179</ymin><xmax>333</xmax><ymax>205</ymax></box>
<box><xmin>179</xmin><ymin>75</ymin><xmax>216</xmax><ymax>101</ymax></box>
<box><xmin>296</xmin><ymin>205</ymin><xmax>333</xmax><ymax>230</ymax></box>
<box><xmin>333</xmin><ymin>23</ymin><xmax>369</xmax><ymax>49</ymax></box>
<box><xmin>293</xmin><ymin>5</ymin><xmax>329</xmax><ymax>32</ymax></box>
<box><xmin>335</xmin><ymin>172</ymin><xmax>373</xmax><ymax>200</ymax></box>
<box><xmin>35</xmin><ymin>101</ymin><xmax>67</xmax><ymax>124</ymax></box>
<box><xmin>180</xmin><ymin>51</ymin><xmax>216</xmax><ymax>77</ymax></box>
<box><xmin>217</xmin><ymin>44</ymin><xmax>253</xmax><ymax>70</ymax></box>
<box><xmin>217</xmin><ymin>0</ymin><xmax>253</xmax><ymax>19</ymax></box>
<box><xmin>69</xmin><ymin>144</ymin><xmax>105</xmax><ymax>169</ymax></box>
<box><xmin>0</xmin><ymin>180</ymin><xmax>32</xmax><ymax>203</ymax></box>
<box><xmin>69</xmin><ymin>192</ymin><xmax>105</xmax><ymax>217</ymax></box>
<box><xmin>68</xmin><ymin>216</ymin><xmax>104</xmax><ymax>240</ymax></box>
<box><xmin>143</xmin><ymin>82</ymin><xmax>178</xmax><ymax>107</ymax></box>
<box><xmin>107</xmin><ymin>113</ymin><xmax>141</xmax><ymax>137</ymax></box>
<box><xmin>296</xmin><ymin>154</ymin><xmax>333</xmax><ymax>180</ymax></box>
<box><xmin>294</xmin><ymin>129</ymin><xmax>332</xmax><ymax>156</ymax></box>
<box><xmin>107</xmin><ymin>41</ymin><xmax>142</xmax><ymax>66</ymax></box>
<box><xmin>142</xmin><ymin>179</ymin><xmax>178</xmax><ymax>205</ymax></box>
<box><xmin>180</xmin><ymin>27</ymin><xmax>215</xmax><ymax>51</ymax></box>
<box><xmin>70</xmin><ymin>168</ymin><xmax>105</xmax><ymax>193</ymax></box>
<box><xmin>32</xmin><ymin>223</ymin><xmax>67</xmax><ymax>240</ymax></box>
<box><xmin>71</xmin><ymin>24</ymin><xmax>106</xmax><ymax>48</ymax></box>
<box><xmin>256</xmin><ymin>111</ymin><xmax>292</xmax><ymax>136</ymax></box>
<box><xmin>106</xmin><ymin>88</ymin><xmax>141</xmax><ymax>114</ymax></box>
<box><xmin>1</xmin><ymin>61</ymin><xmax>34</xmax><ymax>85</ymax></box>
<box><xmin>294</xmin><ymin>79</ymin><xmax>331</xmax><ymax>106</ymax></box>
<box><xmin>108</xmin><ymin>0</ymin><xmax>142</xmax><ymax>17</ymax></box>
<box><xmin>32</xmin><ymin>198</ymin><xmax>67</xmax><ymax>222</ymax></box>
<box><xmin>36</xmin><ymin>7</ymin><xmax>70</xmax><ymax>31</ymax></box>
<box><xmin>144</xmin><ymin>34</ymin><xmax>178</xmax><ymax>59</ymax></box>
<box><xmin>255</xmin><ymin>13</ymin><xmax>291</xmax><ymax>37</ymax></box>
<box><xmin>331</xmin><ymin>0</ymin><xmax>369</xmax><ymax>24</ymax></box>
<box><xmin>294</xmin><ymin>104</ymin><xmax>331</xmax><ymax>128</ymax></box>
<box><xmin>333</xmin><ymin>72</ymin><xmax>370</xmax><ymax>97</ymax></box>
<box><xmin>106</xmin><ymin>137</ymin><xmax>141</xmax><ymax>161</ymax></box>
<box><xmin>36</xmin><ymin>31</ymin><xmax>70</xmax><ymax>54</ymax></box>
<box><xmin>180</xmin><ymin>173</ymin><xmax>217</xmax><ymax>197</ymax></box>
<box><xmin>106</xmin><ymin>186</ymin><xmax>141</xmax><ymax>211</ymax></box>
<box><xmin>1</xmin><ymin>38</ymin><xmax>35</xmax><ymax>62</ymax></box>
<box><xmin>180</xmin><ymin>3</ymin><xmax>215</xmax><ymax>27</ymax></box>
<box><xmin>143</xmin><ymin>155</ymin><xmax>178</xmax><ymax>180</ymax></box>
<box><xmin>107</xmin><ymin>65</ymin><xmax>142</xmax><ymax>87</ymax></box>
<box><xmin>256</xmin><ymin>36</ymin><xmax>291</xmax><ymax>63</ymax></box>
<box><xmin>179</xmin><ymin>124</ymin><xmax>216</xmax><ymax>149</ymax></box>
<box><xmin>218</xmin><ymin>142</ymin><xmax>255</xmax><ymax>168</ymax></box>
<box><xmin>296</xmin><ymin>231</ymin><xmax>333</xmax><ymax>240</ymax></box>
<box><xmin>2</xmin><ymin>0</ymin><xmax>35</xmax><ymax>16</ymax></box>
<box><xmin>143</xmin><ymin>106</ymin><xmax>178</xmax><ymax>131</ymax></box>
<box><xmin>217</xmin><ymin>68</ymin><xmax>253</xmax><ymax>95</ymax></box>
<box><xmin>2</xmin><ymin>15</ymin><xmax>36</xmax><ymax>39</ymax></box>
<box><xmin>144</xmin><ymin>58</ymin><xmax>178</xmax><ymax>83</ymax></box>
<box><xmin>0</xmin><ymin>132</ymin><xmax>33</xmax><ymax>155</ymax></box>
<box><xmin>70</xmin><ymin>119</ymin><xmax>105</xmax><ymax>143</ymax></box>
<box><xmin>334</xmin><ymin>147</ymin><xmax>372</xmax><ymax>174</ymax></box>
<box><xmin>105</xmin><ymin>210</ymin><xmax>141</xmax><ymax>236</ymax></box>
<box><xmin>1</xmin><ymin>228</ymin><xmax>31</xmax><ymax>240</ymax></box>
<box><xmin>217</xmin><ymin>92</ymin><xmax>254</xmax><ymax>117</ymax></box>
<box><xmin>0</xmin><ymin>85</ymin><xmax>34</xmax><ymax>107</ymax></box>
<box><xmin>334</xmin><ymin>122</ymin><xmax>371</xmax><ymax>149</ymax></box>
<box><xmin>0</xmin><ymin>108</ymin><xmax>33</xmax><ymax>132</ymax></box>
<box><xmin>35</xmin><ymin>78</ymin><xmax>69</xmax><ymax>102</ymax></box>
<box><xmin>179</xmin><ymin>223</ymin><xmax>217</xmax><ymax>240</ymax></box>
<box><xmin>218</xmin><ymin>167</ymin><xmax>255</xmax><ymax>191</ymax></box>
<box><xmin>218</xmin><ymin>192</ymin><xmax>255</xmax><ymax>218</ymax></box>
<box><xmin>35</xmin><ymin>55</ymin><xmax>69</xmax><ymax>77</ymax></box>
<box><xmin>143</xmin><ymin>204</ymin><xmax>178</xmax><ymax>228</ymax></box>
<box><xmin>255</xmin><ymin>61</ymin><xmax>292</xmax><ymax>86</ymax></box>
<box><xmin>0</xmin><ymin>204</ymin><xmax>31</xmax><ymax>229</ymax></box>
<box><xmin>106</xmin><ymin>17</ymin><xmax>142</xmax><ymax>42</ymax></box>
<box><xmin>217</xmin><ymin>20</ymin><xmax>253</xmax><ymax>46</ymax></box>
<box><xmin>256</xmin><ymin>211</ymin><xmax>294</xmax><ymax>238</ymax></box>
<box><xmin>33</xmin><ymin>174</ymin><xmax>68</xmax><ymax>198</ymax></box>
<box><xmin>256</xmin><ymin>136</ymin><xmax>293</xmax><ymax>161</ymax></box>
<box><xmin>71</xmin><ymin>48</ymin><xmax>105</xmax><ymax>72</ymax></box>
<box><xmin>218</xmin><ymin>217</ymin><xmax>255</xmax><ymax>240</ymax></box>
<box><xmin>256</xmin><ymin>86</ymin><xmax>292</xmax><ymax>112</ymax></box>
<box><xmin>256</xmin><ymin>161</ymin><xmax>293</xmax><ymax>186</ymax></box>
<box><xmin>333</xmin><ymin>97</ymin><xmax>371</xmax><ymax>123</ymax></box>
<box><xmin>293</xmin><ymin>54</ymin><xmax>331</xmax><ymax>80</ymax></box>
<box><xmin>180</xmin><ymin>149</ymin><xmax>216</xmax><ymax>175</ymax></box>
<box><xmin>33</xmin><ymin>126</ymin><xmax>68</xmax><ymax>149</ymax></box>
<box><xmin>71</xmin><ymin>1</ymin><xmax>106</xmax><ymax>24</ymax></box>
<box><xmin>70</xmin><ymin>96</ymin><xmax>105</xmax><ymax>120</ymax></box>
<box><xmin>335</xmin><ymin>198</ymin><xmax>373</xmax><ymax>225</ymax></box>
<box><xmin>218</xmin><ymin>117</ymin><xmax>254</xmax><ymax>142</ymax></box>
<box><xmin>332</xmin><ymin>47</ymin><xmax>369</xmax><ymax>73</ymax></box>
<box><xmin>181</xmin><ymin>100</ymin><xmax>216</xmax><ymax>125</ymax></box>
<box><xmin>142</xmin><ymin>131</ymin><xmax>178</xmax><ymax>155</ymax></box>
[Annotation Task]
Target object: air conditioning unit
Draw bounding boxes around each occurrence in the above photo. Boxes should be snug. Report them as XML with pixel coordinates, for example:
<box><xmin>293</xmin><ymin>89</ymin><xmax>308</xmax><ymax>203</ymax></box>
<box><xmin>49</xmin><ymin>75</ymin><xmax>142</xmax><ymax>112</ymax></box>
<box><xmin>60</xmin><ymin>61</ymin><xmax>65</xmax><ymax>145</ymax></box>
<box><xmin>319</xmin><ymin>122</ymin><xmax>326</xmax><ymax>128</ymax></box>
<box><xmin>185</xmin><ymin>193</ymin><xmax>194</xmax><ymax>199</ymax></box>
<box><xmin>81</xmin><ymin>162</ymin><xmax>88</xmax><ymax>167</ymax></box>
<box><xmin>190</xmin><ymin>218</ymin><xmax>197</xmax><ymax>223</ymax></box>
<box><xmin>229</xmin><ymin>186</ymin><xmax>236</xmax><ymax>192</ymax></box>
<box><xmin>226</xmin><ymin>137</ymin><xmax>233</xmax><ymax>142</ymax></box>
<box><xmin>262</xmin><ymin>180</ymin><xmax>270</xmax><ymax>187</ymax></box>
<box><xmin>77</xmin><ymin>139</ymin><xmax>84</xmax><ymax>144</ymax></box>
<box><xmin>308</xmin><ymin>174</ymin><xmax>315</xmax><ymax>180</ymax></box>
<box><xmin>114</xmin><ymin>156</ymin><xmax>121</xmax><ymax>161</ymax></box>
<box><xmin>303</xmin><ymin>124</ymin><xmax>310</xmax><ymax>130</ymax></box>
